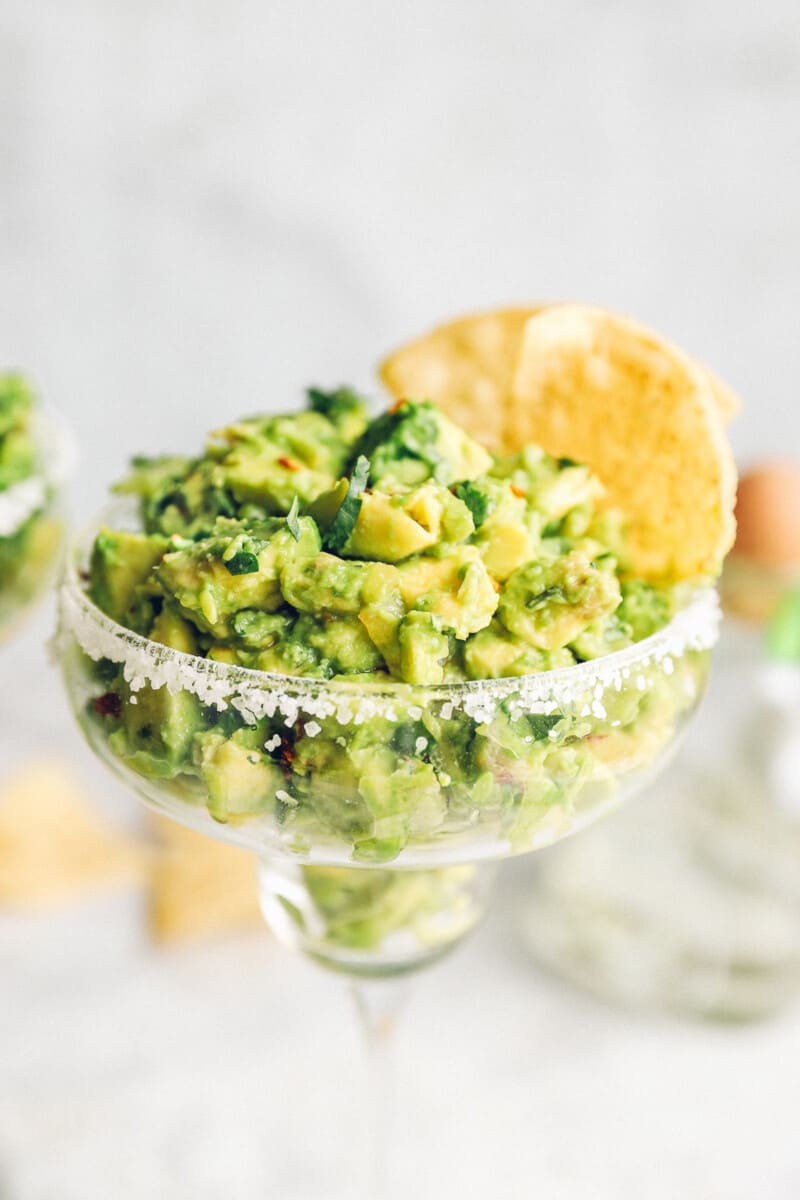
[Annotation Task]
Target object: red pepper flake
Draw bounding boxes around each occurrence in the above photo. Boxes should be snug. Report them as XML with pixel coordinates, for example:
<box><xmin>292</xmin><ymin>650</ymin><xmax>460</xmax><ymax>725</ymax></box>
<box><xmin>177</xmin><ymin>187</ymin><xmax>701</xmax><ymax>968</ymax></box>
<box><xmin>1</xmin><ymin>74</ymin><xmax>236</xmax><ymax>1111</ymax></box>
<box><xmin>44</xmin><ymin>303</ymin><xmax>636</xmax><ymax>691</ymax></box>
<box><xmin>388</xmin><ymin>398</ymin><xmax>408</xmax><ymax>414</ymax></box>
<box><xmin>490</xmin><ymin>577</ymin><xmax>501</xmax><ymax>593</ymax></box>
<box><xmin>278</xmin><ymin>456</ymin><xmax>301</xmax><ymax>471</ymax></box>
<box><xmin>510</xmin><ymin>484</ymin><xmax>526</xmax><ymax>498</ymax></box>
<box><xmin>93</xmin><ymin>692</ymin><xmax>122</xmax><ymax>719</ymax></box>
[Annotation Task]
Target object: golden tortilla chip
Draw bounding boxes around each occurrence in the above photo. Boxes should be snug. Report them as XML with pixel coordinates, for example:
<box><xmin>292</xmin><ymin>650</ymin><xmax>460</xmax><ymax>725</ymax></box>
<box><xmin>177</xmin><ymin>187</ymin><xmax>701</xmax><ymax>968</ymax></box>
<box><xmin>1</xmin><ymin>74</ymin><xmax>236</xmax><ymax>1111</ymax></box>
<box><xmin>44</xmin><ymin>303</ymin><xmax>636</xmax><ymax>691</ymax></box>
<box><xmin>379</xmin><ymin>306</ymin><xmax>739</xmax><ymax>443</ymax></box>
<box><xmin>148</xmin><ymin>817</ymin><xmax>262</xmax><ymax>943</ymax></box>
<box><xmin>379</xmin><ymin>308</ymin><xmax>542</xmax><ymax>450</ymax></box>
<box><xmin>0</xmin><ymin>761</ymin><xmax>147</xmax><ymax>908</ymax></box>
<box><xmin>510</xmin><ymin>306</ymin><xmax>737</xmax><ymax>581</ymax></box>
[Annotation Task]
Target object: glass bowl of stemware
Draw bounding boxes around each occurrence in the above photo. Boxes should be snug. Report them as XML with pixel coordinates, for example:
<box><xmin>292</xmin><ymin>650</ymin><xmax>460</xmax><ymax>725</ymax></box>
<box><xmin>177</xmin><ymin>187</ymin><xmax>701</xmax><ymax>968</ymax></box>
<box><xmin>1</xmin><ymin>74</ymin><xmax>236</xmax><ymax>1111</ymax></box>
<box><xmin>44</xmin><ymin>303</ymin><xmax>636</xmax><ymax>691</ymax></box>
<box><xmin>57</xmin><ymin>502</ymin><xmax>720</xmax><ymax>977</ymax></box>
<box><xmin>0</xmin><ymin>405</ymin><xmax>72</xmax><ymax>644</ymax></box>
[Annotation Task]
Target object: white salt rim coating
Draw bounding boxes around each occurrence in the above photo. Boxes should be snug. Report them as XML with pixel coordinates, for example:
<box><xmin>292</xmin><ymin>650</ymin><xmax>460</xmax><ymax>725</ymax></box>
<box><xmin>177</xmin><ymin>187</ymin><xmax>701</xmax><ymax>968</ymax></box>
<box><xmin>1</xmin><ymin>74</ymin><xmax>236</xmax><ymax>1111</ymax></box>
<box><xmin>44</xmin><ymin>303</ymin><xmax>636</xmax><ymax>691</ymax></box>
<box><xmin>57</xmin><ymin>511</ymin><xmax>721</xmax><ymax>728</ymax></box>
<box><xmin>0</xmin><ymin>407</ymin><xmax>74</xmax><ymax>538</ymax></box>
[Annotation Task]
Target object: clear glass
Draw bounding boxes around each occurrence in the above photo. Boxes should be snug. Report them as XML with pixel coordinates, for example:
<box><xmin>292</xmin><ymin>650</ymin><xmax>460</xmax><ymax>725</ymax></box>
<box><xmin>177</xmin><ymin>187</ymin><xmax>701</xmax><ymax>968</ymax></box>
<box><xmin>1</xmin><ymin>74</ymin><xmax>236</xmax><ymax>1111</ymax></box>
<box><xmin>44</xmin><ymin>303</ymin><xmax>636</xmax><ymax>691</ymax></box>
<box><xmin>522</xmin><ymin>616</ymin><xmax>800</xmax><ymax>1022</ymax></box>
<box><xmin>55</xmin><ymin>506</ymin><xmax>719</xmax><ymax>1191</ymax></box>
<box><xmin>0</xmin><ymin>407</ymin><xmax>71</xmax><ymax>644</ymax></box>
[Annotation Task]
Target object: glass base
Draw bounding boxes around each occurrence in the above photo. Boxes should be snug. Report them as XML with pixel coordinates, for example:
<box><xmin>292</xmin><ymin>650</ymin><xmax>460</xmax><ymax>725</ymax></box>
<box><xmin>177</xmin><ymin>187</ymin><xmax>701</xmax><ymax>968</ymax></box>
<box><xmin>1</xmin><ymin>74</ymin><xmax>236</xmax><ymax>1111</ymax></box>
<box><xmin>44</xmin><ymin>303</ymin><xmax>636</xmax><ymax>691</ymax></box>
<box><xmin>258</xmin><ymin>857</ymin><xmax>497</xmax><ymax>978</ymax></box>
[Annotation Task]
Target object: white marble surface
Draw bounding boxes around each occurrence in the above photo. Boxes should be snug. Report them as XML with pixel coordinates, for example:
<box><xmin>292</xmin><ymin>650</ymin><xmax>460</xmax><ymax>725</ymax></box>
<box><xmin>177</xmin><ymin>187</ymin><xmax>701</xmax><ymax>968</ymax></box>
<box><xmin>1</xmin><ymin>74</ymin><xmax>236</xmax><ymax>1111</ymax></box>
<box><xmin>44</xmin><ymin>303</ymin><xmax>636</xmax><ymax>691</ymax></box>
<box><xmin>2</xmin><ymin>3</ymin><xmax>800</xmax><ymax>1197</ymax></box>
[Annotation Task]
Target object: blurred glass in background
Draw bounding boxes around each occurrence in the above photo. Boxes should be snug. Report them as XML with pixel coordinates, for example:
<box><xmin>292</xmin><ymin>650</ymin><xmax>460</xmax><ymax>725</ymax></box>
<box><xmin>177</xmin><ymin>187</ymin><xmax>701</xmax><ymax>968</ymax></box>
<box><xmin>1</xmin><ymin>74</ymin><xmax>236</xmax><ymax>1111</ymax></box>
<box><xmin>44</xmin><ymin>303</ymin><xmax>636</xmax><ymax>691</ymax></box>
<box><xmin>522</xmin><ymin>461</ymin><xmax>800</xmax><ymax>1021</ymax></box>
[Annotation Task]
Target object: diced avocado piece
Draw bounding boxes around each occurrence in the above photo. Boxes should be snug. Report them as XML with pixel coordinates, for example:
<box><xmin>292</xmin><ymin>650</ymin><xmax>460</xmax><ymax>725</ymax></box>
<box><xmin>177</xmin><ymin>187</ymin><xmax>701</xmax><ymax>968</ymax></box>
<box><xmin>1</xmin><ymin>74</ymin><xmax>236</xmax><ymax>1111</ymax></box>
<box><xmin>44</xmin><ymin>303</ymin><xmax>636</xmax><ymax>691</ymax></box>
<box><xmin>476</xmin><ymin>520</ymin><xmax>531</xmax><ymax>581</ymax></box>
<box><xmin>156</xmin><ymin>518</ymin><xmax>320</xmax><ymax>637</ymax></box>
<box><xmin>398</xmin><ymin>547</ymin><xmax>498</xmax><ymax>639</ymax></box>
<box><xmin>195</xmin><ymin>731</ymin><xmax>283</xmax><ymax>821</ymax></box>
<box><xmin>351</xmin><ymin>745</ymin><xmax>445</xmax><ymax>861</ymax></box>
<box><xmin>89</xmin><ymin>529</ymin><xmax>169</xmax><ymax>623</ymax></box>
<box><xmin>293</xmin><ymin>613</ymin><xmax>384</xmax><ymax>676</ymax></box>
<box><xmin>306</xmin><ymin>478</ymin><xmax>349</xmax><ymax>531</ymax></box>
<box><xmin>214</xmin><ymin>411</ymin><xmax>350</xmax><ymax>512</ymax></box>
<box><xmin>397</xmin><ymin>612</ymin><xmax>450</xmax><ymax>684</ymax></box>
<box><xmin>306</xmin><ymin>386</ymin><xmax>370</xmax><ymax>443</ymax></box>
<box><xmin>108</xmin><ymin>681</ymin><xmax>202</xmax><ymax>779</ymax></box>
<box><xmin>350</xmin><ymin>400</ymin><xmax>491</xmax><ymax>489</ymax></box>
<box><xmin>464</xmin><ymin>620</ymin><xmax>576</xmax><ymax>679</ymax></box>
<box><xmin>345</xmin><ymin>492</ymin><xmax>435</xmax><ymax>561</ymax></box>
<box><xmin>617</xmin><ymin>580</ymin><xmax>673</xmax><ymax>641</ymax></box>
<box><xmin>570</xmin><ymin>611</ymin><xmax>633</xmax><ymax>660</ymax></box>
<box><xmin>149</xmin><ymin>605</ymin><xmax>198</xmax><ymax>654</ymax></box>
<box><xmin>280</xmin><ymin>553</ymin><xmax>391</xmax><ymax>616</ymax></box>
<box><xmin>230</xmin><ymin>608</ymin><xmax>293</xmax><ymax>650</ymax></box>
<box><xmin>498</xmin><ymin>551</ymin><xmax>621</xmax><ymax>650</ymax></box>
<box><xmin>342</xmin><ymin>484</ymin><xmax>474</xmax><ymax>562</ymax></box>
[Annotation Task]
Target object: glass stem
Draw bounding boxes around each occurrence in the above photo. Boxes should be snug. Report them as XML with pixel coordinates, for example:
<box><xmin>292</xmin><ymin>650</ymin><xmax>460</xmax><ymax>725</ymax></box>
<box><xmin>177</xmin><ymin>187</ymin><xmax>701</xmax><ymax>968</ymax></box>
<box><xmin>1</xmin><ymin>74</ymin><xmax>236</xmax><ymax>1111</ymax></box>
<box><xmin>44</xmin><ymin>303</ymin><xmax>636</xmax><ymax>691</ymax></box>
<box><xmin>350</xmin><ymin>978</ymin><xmax>409</xmax><ymax>1200</ymax></box>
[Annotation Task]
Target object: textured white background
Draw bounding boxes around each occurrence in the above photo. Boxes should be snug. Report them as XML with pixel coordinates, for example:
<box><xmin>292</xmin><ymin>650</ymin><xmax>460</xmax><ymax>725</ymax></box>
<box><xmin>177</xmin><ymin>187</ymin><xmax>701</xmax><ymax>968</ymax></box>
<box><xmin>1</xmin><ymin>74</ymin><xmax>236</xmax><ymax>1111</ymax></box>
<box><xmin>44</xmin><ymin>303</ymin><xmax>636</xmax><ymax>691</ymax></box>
<box><xmin>2</xmin><ymin>3</ymin><xmax>800</xmax><ymax>1198</ymax></box>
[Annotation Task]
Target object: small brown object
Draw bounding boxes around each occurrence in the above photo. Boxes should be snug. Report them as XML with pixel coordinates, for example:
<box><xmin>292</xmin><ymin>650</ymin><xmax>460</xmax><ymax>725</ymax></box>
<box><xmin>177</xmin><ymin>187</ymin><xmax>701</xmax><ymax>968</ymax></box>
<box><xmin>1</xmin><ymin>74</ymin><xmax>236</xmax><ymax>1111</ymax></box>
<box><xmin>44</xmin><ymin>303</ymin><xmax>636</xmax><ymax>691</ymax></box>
<box><xmin>732</xmin><ymin>464</ymin><xmax>800</xmax><ymax>568</ymax></box>
<box><xmin>277</xmin><ymin>456</ymin><xmax>301</xmax><ymax>471</ymax></box>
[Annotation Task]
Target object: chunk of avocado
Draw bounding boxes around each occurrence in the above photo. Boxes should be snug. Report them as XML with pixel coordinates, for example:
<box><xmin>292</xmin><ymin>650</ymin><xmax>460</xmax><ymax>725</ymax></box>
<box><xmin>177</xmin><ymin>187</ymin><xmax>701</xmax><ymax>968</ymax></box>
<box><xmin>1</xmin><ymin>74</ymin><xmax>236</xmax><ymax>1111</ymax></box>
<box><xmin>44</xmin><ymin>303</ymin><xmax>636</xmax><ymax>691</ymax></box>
<box><xmin>195</xmin><ymin>731</ymin><xmax>283</xmax><ymax>821</ymax></box>
<box><xmin>350</xmin><ymin>400</ymin><xmax>491</xmax><ymax>489</ymax></box>
<box><xmin>464</xmin><ymin>620</ymin><xmax>576</xmax><ymax>679</ymax></box>
<box><xmin>398</xmin><ymin>547</ymin><xmax>498</xmax><ymax>639</ymax></box>
<box><xmin>497</xmin><ymin>551</ymin><xmax>621</xmax><ymax>650</ymax></box>
<box><xmin>280</xmin><ymin>553</ymin><xmax>393</xmax><ymax>616</ymax></box>
<box><xmin>156</xmin><ymin>518</ymin><xmax>320</xmax><ymax>637</ymax></box>
<box><xmin>293</xmin><ymin>613</ymin><xmax>384</xmax><ymax>676</ymax></box>
<box><xmin>397</xmin><ymin>612</ymin><xmax>450</xmax><ymax>684</ymax></box>
<box><xmin>108</xmin><ymin>681</ymin><xmax>202</xmax><ymax>779</ymax></box>
<box><xmin>89</xmin><ymin>529</ymin><xmax>169</xmax><ymax>623</ymax></box>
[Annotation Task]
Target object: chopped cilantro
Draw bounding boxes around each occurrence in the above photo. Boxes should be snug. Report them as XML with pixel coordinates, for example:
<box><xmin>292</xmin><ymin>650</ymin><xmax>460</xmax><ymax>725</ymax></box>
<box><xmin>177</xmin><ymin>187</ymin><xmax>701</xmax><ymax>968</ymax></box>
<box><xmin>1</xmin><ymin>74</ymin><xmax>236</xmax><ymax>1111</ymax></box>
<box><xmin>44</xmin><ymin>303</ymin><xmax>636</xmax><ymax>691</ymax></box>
<box><xmin>321</xmin><ymin>455</ymin><xmax>370</xmax><ymax>554</ymax></box>
<box><xmin>527</xmin><ymin>713</ymin><xmax>562</xmax><ymax>740</ymax></box>
<box><xmin>453</xmin><ymin>480</ymin><xmax>492</xmax><ymax>528</ymax></box>
<box><xmin>286</xmin><ymin>494</ymin><xmax>301</xmax><ymax>541</ymax></box>
<box><xmin>224</xmin><ymin>551</ymin><xmax>260</xmax><ymax>576</ymax></box>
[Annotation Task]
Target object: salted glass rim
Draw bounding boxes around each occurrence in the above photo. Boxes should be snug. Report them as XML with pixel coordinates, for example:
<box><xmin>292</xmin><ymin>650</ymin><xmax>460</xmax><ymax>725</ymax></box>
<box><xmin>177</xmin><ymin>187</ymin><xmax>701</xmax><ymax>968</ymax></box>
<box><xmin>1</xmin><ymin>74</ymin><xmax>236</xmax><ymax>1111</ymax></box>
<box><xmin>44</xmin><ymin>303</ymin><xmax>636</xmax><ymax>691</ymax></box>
<box><xmin>58</xmin><ymin>503</ymin><xmax>721</xmax><ymax>709</ymax></box>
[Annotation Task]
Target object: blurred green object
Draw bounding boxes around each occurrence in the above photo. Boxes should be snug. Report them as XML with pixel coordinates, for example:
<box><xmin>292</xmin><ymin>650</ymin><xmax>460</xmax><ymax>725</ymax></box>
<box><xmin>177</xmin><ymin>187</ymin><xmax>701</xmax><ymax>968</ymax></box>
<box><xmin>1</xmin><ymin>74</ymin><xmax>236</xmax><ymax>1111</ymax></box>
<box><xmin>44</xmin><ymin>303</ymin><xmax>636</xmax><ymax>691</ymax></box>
<box><xmin>766</xmin><ymin>586</ymin><xmax>800</xmax><ymax>663</ymax></box>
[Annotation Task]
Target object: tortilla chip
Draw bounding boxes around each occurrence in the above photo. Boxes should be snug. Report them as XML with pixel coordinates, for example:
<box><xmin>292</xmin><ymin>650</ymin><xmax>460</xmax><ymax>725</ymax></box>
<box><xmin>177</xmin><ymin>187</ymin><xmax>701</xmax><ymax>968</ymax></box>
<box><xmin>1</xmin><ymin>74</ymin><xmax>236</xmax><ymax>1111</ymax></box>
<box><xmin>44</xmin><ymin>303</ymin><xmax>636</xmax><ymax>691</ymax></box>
<box><xmin>0</xmin><ymin>761</ymin><xmax>147</xmax><ymax>908</ymax></box>
<box><xmin>379</xmin><ymin>308</ymin><xmax>543</xmax><ymax>450</ymax></box>
<box><xmin>510</xmin><ymin>306</ymin><xmax>737</xmax><ymax>581</ymax></box>
<box><xmin>379</xmin><ymin>306</ymin><xmax>738</xmax><ymax>442</ymax></box>
<box><xmin>148</xmin><ymin>817</ymin><xmax>262</xmax><ymax>943</ymax></box>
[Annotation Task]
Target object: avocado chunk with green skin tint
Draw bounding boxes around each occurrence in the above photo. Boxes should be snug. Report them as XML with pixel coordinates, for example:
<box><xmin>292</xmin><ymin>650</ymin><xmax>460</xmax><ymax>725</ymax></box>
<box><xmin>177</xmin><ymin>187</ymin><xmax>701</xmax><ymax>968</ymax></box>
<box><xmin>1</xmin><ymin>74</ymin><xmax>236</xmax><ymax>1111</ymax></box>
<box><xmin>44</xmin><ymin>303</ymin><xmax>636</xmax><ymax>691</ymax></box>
<box><xmin>89</xmin><ymin>529</ymin><xmax>170</xmax><ymax>624</ymax></box>
<box><xmin>498</xmin><ymin>551</ymin><xmax>621</xmax><ymax>650</ymax></box>
<box><xmin>108</xmin><ymin>681</ymin><xmax>203</xmax><ymax>780</ymax></box>
<box><xmin>351</xmin><ymin>399</ymin><xmax>492</xmax><ymax>490</ymax></box>
<box><xmin>280</xmin><ymin>553</ymin><xmax>393</xmax><ymax>617</ymax></box>
<box><xmin>214</xmin><ymin>411</ymin><xmax>350</xmax><ymax>513</ymax></box>
<box><xmin>157</xmin><ymin>517</ymin><xmax>320</xmax><ymax>638</ymax></box>
<box><xmin>398</xmin><ymin>611</ymin><xmax>450</xmax><ymax>684</ymax></box>
<box><xmin>195</xmin><ymin>730</ymin><xmax>283</xmax><ymax>822</ymax></box>
<box><xmin>616</xmin><ymin>579</ymin><xmax>673</xmax><ymax>641</ymax></box>
<box><xmin>293</xmin><ymin>613</ymin><xmax>385</xmax><ymax>677</ymax></box>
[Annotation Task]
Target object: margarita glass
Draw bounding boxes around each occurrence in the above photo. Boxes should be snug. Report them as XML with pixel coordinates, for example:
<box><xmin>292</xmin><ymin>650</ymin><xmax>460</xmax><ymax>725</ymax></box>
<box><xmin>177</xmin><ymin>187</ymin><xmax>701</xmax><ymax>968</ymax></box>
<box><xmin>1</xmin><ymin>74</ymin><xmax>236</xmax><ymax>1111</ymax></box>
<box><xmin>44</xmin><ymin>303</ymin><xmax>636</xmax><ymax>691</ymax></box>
<box><xmin>56</xmin><ymin>507</ymin><xmax>720</xmax><ymax>968</ymax></box>
<box><xmin>56</xmin><ymin>500</ymin><xmax>719</xmax><ymax>1190</ymax></box>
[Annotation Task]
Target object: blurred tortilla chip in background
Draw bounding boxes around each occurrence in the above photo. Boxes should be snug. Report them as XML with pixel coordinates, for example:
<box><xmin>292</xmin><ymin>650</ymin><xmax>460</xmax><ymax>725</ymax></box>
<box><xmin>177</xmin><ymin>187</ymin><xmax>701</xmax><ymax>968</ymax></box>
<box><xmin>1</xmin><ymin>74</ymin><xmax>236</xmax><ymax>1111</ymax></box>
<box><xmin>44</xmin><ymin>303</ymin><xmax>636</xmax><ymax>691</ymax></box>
<box><xmin>148</xmin><ymin>816</ymin><xmax>263</xmax><ymax>944</ymax></box>
<box><xmin>0</xmin><ymin>760</ymin><xmax>148</xmax><ymax>908</ymax></box>
<box><xmin>0</xmin><ymin>760</ymin><xmax>263</xmax><ymax>944</ymax></box>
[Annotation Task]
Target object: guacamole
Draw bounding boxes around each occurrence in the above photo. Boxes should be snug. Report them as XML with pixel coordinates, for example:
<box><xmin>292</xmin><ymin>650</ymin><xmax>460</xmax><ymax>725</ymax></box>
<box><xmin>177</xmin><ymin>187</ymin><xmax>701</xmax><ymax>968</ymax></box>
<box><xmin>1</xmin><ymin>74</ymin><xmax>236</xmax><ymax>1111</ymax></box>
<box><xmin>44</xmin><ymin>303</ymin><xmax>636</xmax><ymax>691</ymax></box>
<box><xmin>66</xmin><ymin>387</ymin><xmax>715</xmax><ymax>863</ymax></box>
<box><xmin>0</xmin><ymin>375</ymin><xmax>62</xmax><ymax>634</ymax></box>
